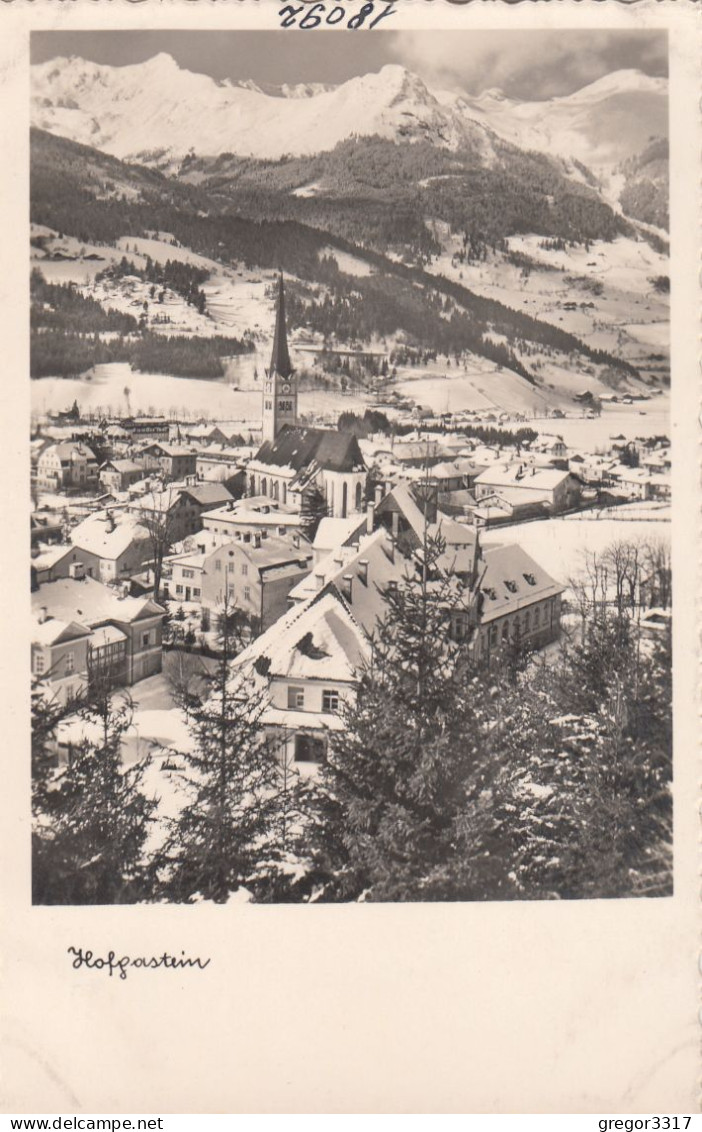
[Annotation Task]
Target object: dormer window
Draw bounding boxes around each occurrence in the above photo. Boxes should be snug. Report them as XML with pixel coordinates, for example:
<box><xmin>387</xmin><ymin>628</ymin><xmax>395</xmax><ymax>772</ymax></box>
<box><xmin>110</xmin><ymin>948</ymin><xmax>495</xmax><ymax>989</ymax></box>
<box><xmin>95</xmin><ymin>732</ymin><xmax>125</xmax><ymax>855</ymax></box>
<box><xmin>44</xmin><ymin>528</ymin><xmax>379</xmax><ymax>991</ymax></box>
<box><xmin>523</xmin><ymin>573</ymin><xmax>537</xmax><ymax>586</ymax></box>
<box><xmin>505</xmin><ymin>580</ymin><xmax>517</xmax><ymax>594</ymax></box>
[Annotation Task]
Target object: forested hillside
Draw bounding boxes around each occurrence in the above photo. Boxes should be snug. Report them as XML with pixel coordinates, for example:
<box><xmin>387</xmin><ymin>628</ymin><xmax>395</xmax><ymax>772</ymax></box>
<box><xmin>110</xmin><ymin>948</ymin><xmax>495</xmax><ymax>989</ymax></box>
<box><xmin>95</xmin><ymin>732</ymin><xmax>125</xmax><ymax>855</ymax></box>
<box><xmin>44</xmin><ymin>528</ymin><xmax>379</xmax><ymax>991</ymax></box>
<box><xmin>31</xmin><ymin>128</ymin><xmax>640</xmax><ymax>385</ymax></box>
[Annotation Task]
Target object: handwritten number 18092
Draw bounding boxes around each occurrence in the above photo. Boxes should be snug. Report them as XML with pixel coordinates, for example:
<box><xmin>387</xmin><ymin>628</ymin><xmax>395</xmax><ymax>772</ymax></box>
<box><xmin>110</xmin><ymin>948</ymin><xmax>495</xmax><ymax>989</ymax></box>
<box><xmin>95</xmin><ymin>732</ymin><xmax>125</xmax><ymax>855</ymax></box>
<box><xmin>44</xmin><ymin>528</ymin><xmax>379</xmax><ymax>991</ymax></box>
<box><xmin>279</xmin><ymin>2</ymin><xmax>396</xmax><ymax>30</ymax></box>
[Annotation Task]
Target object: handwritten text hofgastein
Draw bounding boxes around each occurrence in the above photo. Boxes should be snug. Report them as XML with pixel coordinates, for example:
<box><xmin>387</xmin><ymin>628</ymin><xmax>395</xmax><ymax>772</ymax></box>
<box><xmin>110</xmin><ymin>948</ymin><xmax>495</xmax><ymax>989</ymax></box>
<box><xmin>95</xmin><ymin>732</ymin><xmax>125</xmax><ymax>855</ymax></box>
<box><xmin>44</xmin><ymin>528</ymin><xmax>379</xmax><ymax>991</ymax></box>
<box><xmin>68</xmin><ymin>946</ymin><xmax>211</xmax><ymax>980</ymax></box>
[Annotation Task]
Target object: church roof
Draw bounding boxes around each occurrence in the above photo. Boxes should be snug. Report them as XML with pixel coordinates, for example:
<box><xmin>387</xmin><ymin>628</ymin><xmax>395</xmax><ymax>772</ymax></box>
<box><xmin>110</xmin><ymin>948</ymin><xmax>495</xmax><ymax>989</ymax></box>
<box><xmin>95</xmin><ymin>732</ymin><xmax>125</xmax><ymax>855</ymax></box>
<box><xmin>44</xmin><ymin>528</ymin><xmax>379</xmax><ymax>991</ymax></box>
<box><xmin>269</xmin><ymin>273</ymin><xmax>293</xmax><ymax>379</ymax></box>
<box><xmin>254</xmin><ymin>427</ymin><xmax>366</xmax><ymax>474</ymax></box>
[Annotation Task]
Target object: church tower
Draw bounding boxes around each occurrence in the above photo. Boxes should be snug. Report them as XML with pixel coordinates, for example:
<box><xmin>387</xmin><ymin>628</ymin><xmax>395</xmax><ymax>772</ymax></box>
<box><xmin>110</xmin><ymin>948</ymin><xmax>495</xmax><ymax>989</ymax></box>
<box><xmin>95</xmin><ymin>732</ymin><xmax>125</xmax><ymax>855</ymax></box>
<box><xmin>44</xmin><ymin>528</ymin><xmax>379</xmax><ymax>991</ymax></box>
<box><xmin>262</xmin><ymin>274</ymin><xmax>297</xmax><ymax>444</ymax></box>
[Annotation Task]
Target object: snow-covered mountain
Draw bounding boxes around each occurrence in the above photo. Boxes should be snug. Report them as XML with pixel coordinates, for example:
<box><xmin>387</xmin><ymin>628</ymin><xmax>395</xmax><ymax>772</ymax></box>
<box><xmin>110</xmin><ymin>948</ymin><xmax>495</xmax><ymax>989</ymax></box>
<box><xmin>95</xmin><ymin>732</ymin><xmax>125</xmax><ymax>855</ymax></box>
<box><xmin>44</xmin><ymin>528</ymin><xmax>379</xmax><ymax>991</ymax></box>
<box><xmin>32</xmin><ymin>53</ymin><xmax>667</xmax><ymax>175</ymax></box>
<box><xmin>31</xmin><ymin>55</ymin><xmax>498</xmax><ymax>164</ymax></box>
<box><xmin>442</xmin><ymin>68</ymin><xmax>668</xmax><ymax>174</ymax></box>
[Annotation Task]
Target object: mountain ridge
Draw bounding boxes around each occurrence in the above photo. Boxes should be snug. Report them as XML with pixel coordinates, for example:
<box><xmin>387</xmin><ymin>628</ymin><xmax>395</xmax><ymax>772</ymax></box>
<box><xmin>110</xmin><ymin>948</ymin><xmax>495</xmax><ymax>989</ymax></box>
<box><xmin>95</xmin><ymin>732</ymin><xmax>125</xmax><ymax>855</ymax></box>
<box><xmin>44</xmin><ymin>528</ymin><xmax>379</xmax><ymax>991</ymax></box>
<box><xmin>32</xmin><ymin>53</ymin><xmax>667</xmax><ymax>176</ymax></box>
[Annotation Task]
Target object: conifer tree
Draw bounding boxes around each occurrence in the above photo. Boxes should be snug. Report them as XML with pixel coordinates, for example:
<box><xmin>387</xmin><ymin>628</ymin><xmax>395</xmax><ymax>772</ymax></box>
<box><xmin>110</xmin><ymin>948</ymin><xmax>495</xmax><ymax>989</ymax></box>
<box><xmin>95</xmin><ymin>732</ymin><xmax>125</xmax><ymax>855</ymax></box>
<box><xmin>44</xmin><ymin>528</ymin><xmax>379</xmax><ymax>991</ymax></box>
<box><xmin>155</xmin><ymin>600</ymin><xmax>291</xmax><ymax>903</ymax></box>
<box><xmin>32</xmin><ymin>674</ymin><xmax>155</xmax><ymax>905</ymax></box>
<box><xmin>307</xmin><ymin>534</ymin><xmax>507</xmax><ymax>902</ymax></box>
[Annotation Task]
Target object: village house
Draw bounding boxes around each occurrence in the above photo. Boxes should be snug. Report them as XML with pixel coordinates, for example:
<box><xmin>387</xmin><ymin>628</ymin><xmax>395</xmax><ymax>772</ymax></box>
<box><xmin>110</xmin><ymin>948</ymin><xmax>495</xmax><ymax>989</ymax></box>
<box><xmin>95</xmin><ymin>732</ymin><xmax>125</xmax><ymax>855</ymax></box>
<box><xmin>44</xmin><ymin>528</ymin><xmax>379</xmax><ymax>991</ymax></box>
<box><xmin>69</xmin><ymin>510</ymin><xmax>154</xmax><ymax>583</ymax></box>
<box><xmin>473</xmin><ymin>463</ymin><xmax>582</xmax><ymax>514</ymax></box>
<box><xmin>129</xmin><ymin>482</ymin><xmax>234</xmax><ymax>545</ymax></box>
<box><xmin>36</xmin><ymin>442</ymin><xmax>100</xmax><ymax>494</ymax></box>
<box><xmin>32</xmin><ymin>572</ymin><xmax>166</xmax><ymax>691</ymax></box>
<box><xmin>202</xmin><ymin>498</ymin><xmax>304</xmax><ymax>541</ymax></box>
<box><xmin>118</xmin><ymin>416</ymin><xmax>170</xmax><ymax>441</ymax></box>
<box><xmin>31</xmin><ymin>614</ymin><xmax>92</xmax><ymax>706</ymax></box>
<box><xmin>166</xmin><ymin>531</ymin><xmax>313</xmax><ymax>630</ymax></box>
<box><xmin>98</xmin><ymin>459</ymin><xmax>146</xmax><ymax>493</ymax></box>
<box><xmin>475</xmin><ymin>543</ymin><xmax>565</xmax><ymax>663</ymax></box>
<box><xmin>234</xmin><ymin>588</ymin><xmax>369</xmax><ymax>767</ymax></box>
<box><xmin>135</xmin><ymin>443</ymin><xmax>197</xmax><ymax>481</ymax></box>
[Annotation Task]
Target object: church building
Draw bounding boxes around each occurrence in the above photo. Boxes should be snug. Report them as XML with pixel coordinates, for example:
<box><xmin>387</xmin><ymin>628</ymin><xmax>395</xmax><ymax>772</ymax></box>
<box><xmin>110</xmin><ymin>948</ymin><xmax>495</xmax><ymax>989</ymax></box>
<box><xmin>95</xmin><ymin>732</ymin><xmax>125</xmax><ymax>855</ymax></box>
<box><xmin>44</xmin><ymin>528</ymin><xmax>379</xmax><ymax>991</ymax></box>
<box><xmin>246</xmin><ymin>275</ymin><xmax>368</xmax><ymax>519</ymax></box>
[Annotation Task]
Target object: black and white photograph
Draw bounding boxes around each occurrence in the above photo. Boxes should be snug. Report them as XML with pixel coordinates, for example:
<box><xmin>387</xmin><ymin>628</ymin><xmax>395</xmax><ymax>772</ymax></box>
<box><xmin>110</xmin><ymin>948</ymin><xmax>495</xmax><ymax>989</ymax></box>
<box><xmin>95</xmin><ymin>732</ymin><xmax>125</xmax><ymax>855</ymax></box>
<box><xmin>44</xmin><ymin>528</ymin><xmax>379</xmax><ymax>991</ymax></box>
<box><xmin>28</xmin><ymin>26</ymin><xmax>674</xmax><ymax>908</ymax></box>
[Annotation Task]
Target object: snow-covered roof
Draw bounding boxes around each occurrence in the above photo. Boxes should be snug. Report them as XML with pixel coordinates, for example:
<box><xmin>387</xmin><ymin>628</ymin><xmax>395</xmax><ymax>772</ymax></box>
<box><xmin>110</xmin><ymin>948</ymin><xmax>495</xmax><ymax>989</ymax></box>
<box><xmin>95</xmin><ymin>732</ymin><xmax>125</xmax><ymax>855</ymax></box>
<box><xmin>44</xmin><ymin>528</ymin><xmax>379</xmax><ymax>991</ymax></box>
<box><xmin>474</xmin><ymin>464</ymin><xmax>571</xmax><ymax>490</ymax></box>
<box><xmin>32</xmin><ymin>577</ymin><xmax>165</xmax><ymax>628</ymax></box>
<box><xmin>32</xmin><ymin>616</ymin><xmax>91</xmax><ymax>647</ymax></box>
<box><xmin>313</xmin><ymin>515</ymin><xmax>367</xmax><ymax>554</ymax></box>
<box><xmin>235</xmin><ymin>589</ymin><xmax>369</xmax><ymax>684</ymax></box>
<box><xmin>479</xmin><ymin>543</ymin><xmax>564</xmax><ymax>623</ymax></box>
<box><xmin>71</xmin><ymin>512</ymin><xmax>150</xmax><ymax>559</ymax></box>
<box><xmin>31</xmin><ymin>544</ymin><xmax>73</xmax><ymax>571</ymax></box>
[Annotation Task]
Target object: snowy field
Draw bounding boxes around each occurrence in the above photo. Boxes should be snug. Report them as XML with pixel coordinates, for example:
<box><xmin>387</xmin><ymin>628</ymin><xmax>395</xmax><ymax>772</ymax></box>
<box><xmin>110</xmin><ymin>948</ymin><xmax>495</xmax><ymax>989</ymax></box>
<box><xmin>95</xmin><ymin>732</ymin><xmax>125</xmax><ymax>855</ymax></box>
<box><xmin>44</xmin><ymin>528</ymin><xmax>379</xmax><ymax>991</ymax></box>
<box><xmin>482</xmin><ymin>509</ymin><xmax>671</xmax><ymax>591</ymax></box>
<box><xmin>31</xmin><ymin>357</ymin><xmax>669</xmax><ymax>448</ymax></box>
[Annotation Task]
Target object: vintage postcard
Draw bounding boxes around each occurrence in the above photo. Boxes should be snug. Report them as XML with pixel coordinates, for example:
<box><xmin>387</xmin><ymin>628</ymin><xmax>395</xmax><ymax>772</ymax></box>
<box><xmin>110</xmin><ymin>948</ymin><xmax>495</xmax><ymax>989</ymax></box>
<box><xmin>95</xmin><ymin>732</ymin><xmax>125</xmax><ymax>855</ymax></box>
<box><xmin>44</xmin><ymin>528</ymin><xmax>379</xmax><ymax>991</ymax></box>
<box><xmin>0</xmin><ymin>0</ymin><xmax>699</xmax><ymax>1114</ymax></box>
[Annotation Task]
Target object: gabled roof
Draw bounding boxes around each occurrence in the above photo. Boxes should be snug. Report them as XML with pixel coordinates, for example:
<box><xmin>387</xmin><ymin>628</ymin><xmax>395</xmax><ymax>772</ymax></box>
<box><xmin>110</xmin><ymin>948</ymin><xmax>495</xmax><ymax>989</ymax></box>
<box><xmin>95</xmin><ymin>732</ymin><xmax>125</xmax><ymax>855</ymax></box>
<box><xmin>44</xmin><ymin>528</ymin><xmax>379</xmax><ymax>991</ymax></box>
<box><xmin>254</xmin><ymin>427</ymin><xmax>366</xmax><ymax>474</ymax></box>
<box><xmin>377</xmin><ymin>483</ymin><xmax>478</xmax><ymax>574</ymax></box>
<box><xmin>290</xmin><ymin>527</ymin><xmax>415</xmax><ymax>636</ymax></box>
<box><xmin>101</xmin><ymin>459</ymin><xmax>143</xmax><ymax>475</ymax></box>
<box><xmin>236</xmin><ymin>589</ymin><xmax>369</xmax><ymax>684</ymax></box>
<box><xmin>31</xmin><ymin>544</ymin><xmax>74</xmax><ymax>571</ymax></box>
<box><xmin>479</xmin><ymin>543</ymin><xmax>564</xmax><ymax>623</ymax></box>
<box><xmin>181</xmin><ymin>483</ymin><xmax>234</xmax><ymax>507</ymax></box>
<box><xmin>474</xmin><ymin>464</ymin><xmax>572</xmax><ymax>490</ymax></box>
<box><xmin>313</xmin><ymin>515</ymin><xmax>367</xmax><ymax>554</ymax></box>
<box><xmin>71</xmin><ymin>513</ymin><xmax>150</xmax><ymax>559</ymax></box>
<box><xmin>31</xmin><ymin>577</ymin><xmax>165</xmax><ymax>628</ymax></box>
<box><xmin>32</xmin><ymin>616</ymin><xmax>92</xmax><ymax>647</ymax></box>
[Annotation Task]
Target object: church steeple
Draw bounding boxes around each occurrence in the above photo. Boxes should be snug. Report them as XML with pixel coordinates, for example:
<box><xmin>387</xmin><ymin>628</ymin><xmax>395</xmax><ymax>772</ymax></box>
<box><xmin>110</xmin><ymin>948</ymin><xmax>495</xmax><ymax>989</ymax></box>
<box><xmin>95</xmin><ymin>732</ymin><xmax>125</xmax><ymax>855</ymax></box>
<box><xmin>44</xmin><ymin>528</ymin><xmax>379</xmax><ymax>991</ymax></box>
<box><xmin>262</xmin><ymin>273</ymin><xmax>297</xmax><ymax>444</ymax></box>
<box><xmin>269</xmin><ymin>273</ymin><xmax>293</xmax><ymax>380</ymax></box>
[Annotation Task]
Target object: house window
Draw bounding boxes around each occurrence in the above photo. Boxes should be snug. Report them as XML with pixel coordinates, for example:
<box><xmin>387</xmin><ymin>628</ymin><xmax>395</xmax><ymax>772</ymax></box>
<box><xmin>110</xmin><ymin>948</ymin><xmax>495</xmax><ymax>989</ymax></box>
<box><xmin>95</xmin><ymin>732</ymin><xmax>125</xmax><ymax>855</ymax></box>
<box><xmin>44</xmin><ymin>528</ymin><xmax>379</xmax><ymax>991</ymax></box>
<box><xmin>490</xmin><ymin>624</ymin><xmax>498</xmax><ymax>646</ymax></box>
<box><xmin>193</xmin><ymin>588</ymin><xmax>201</xmax><ymax>598</ymax></box>
<box><xmin>183</xmin><ymin>568</ymin><xmax>194</xmax><ymax>579</ymax></box>
<box><xmin>322</xmin><ymin>688</ymin><xmax>340</xmax><ymax>712</ymax></box>
<box><xmin>287</xmin><ymin>685</ymin><xmax>305</xmax><ymax>709</ymax></box>
<box><xmin>34</xmin><ymin>652</ymin><xmax>45</xmax><ymax>674</ymax></box>
<box><xmin>294</xmin><ymin>733</ymin><xmax>325</xmax><ymax>764</ymax></box>
<box><xmin>65</xmin><ymin>651</ymin><xmax>75</xmax><ymax>674</ymax></box>
<box><xmin>142</xmin><ymin>632</ymin><xmax>150</xmax><ymax>647</ymax></box>
<box><xmin>243</xmin><ymin>586</ymin><xmax>251</xmax><ymax>602</ymax></box>
<box><xmin>215</xmin><ymin>559</ymin><xmax>222</xmax><ymax>571</ymax></box>
<box><xmin>241</xmin><ymin>564</ymin><xmax>248</xmax><ymax>576</ymax></box>
<box><xmin>176</xmin><ymin>584</ymin><xmax>183</xmax><ymax>595</ymax></box>
<box><xmin>228</xmin><ymin>562</ymin><xmax>235</xmax><ymax>574</ymax></box>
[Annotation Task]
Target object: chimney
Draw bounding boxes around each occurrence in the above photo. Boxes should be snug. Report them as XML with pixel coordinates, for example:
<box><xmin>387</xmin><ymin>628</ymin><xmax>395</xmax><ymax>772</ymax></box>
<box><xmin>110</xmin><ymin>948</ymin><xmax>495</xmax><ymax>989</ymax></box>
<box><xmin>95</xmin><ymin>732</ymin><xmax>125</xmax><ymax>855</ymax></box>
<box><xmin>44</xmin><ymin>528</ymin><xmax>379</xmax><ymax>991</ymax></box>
<box><xmin>314</xmin><ymin>573</ymin><xmax>325</xmax><ymax>591</ymax></box>
<box><xmin>358</xmin><ymin>559</ymin><xmax>369</xmax><ymax>587</ymax></box>
<box><xmin>106</xmin><ymin>510</ymin><xmax>115</xmax><ymax>533</ymax></box>
<box><xmin>38</xmin><ymin>605</ymin><xmax>48</xmax><ymax>624</ymax></box>
<box><xmin>292</xmin><ymin>533</ymin><xmax>300</xmax><ymax>549</ymax></box>
<box><xmin>383</xmin><ymin>537</ymin><xmax>395</xmax><ymax>565</ymax></box>
<box><xmin>341</xmin><ymin>573</ymin><xmax>353</xmax><ymax>602</ymax></box>
<box><xmin>391</xmin><ymin>510</ymin><xmax>400</xmax><ymax>540</ymax></box>
<box><xmin>254</xmin><ymin>533</ymin><xmax>262</xmax><ymax>549</ymax></box>
<box><xmin>374</xmin><ymin>483</ymin><xmax>384</xmax><ymax>505</ymax></box>
<box><xmin>366</xmin><ymin>501</ymin><xmax>375</xmax><ymax>535</ymax></box>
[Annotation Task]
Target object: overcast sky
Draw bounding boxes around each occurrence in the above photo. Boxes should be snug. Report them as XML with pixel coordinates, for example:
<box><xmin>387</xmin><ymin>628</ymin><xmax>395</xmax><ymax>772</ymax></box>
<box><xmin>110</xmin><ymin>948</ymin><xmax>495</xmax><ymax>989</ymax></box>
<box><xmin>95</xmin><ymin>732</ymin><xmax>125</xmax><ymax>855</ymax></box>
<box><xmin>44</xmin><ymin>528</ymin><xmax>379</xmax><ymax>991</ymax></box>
<box><xmin>31</xmin><ymin>29</ymin><xmax>667</xmax><ymax>100</ymax></box>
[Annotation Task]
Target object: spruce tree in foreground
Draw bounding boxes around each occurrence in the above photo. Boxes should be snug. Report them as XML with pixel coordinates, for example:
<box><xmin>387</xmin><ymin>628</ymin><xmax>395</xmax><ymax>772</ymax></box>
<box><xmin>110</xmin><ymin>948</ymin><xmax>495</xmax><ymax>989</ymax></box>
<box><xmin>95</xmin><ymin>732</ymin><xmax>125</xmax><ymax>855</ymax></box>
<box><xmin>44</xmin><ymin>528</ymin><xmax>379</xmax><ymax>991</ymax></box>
<box><xmin>156</xmin><ymin>601</ymin><xmax>304</xmax><ymax>903</ymax></box>
<box><xmin>32</xmin><ymin>678</ymin><xmax>155</xmax><ymax>905</ymax></box>
<box><xmin>307</xmin><ymin>535</ymin><xmax>510</xmax><ymax>902</ymax></box>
